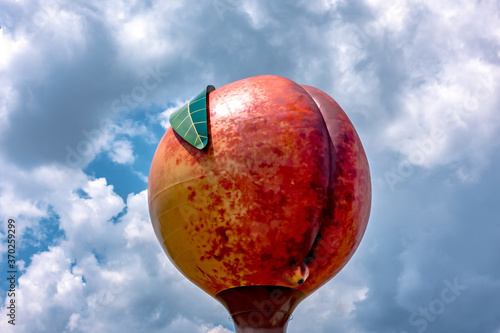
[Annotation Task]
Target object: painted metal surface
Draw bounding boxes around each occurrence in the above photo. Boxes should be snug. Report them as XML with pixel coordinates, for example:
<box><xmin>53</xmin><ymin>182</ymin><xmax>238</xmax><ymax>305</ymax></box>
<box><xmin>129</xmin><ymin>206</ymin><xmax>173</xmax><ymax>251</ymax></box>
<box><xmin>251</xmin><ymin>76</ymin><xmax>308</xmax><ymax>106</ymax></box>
<box><xmin>148</xmin><ymin>75</ymin><xmax>371</xmax><ymax>301</ymax></box>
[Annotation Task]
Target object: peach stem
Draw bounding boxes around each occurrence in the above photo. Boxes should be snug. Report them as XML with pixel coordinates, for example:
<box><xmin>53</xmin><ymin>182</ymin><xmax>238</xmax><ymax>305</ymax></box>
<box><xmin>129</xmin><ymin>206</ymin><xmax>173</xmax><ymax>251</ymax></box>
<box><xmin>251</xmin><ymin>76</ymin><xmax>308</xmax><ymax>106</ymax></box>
<box><xmin>234</xmin><ymin>326</ymin><xmax>288</xmax><ymax>333</ymax></box>
<box><xmin>215</xmin><ymin>286</ymin><xmax>306</xmax><ymax>333</ymax></box>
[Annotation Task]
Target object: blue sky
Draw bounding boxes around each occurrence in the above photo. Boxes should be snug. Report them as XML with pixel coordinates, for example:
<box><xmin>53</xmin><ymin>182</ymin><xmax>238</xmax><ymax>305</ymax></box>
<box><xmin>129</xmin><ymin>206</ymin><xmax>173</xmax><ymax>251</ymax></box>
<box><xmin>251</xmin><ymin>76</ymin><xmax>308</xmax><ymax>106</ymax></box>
<box><xmin>1</xmin><ymin>0</ymin><xmax>500</xmax><ymax>332</ymax></box>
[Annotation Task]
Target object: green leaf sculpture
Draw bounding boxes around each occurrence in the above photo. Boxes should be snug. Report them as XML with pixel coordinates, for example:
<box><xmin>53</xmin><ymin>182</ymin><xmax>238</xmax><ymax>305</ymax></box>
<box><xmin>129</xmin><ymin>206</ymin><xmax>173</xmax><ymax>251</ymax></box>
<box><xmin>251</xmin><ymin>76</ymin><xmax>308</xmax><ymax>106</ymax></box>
<box><xmin>169</xmin><ymin>85</ymin><xmax>216</xmax><ymax>149</ymax></box>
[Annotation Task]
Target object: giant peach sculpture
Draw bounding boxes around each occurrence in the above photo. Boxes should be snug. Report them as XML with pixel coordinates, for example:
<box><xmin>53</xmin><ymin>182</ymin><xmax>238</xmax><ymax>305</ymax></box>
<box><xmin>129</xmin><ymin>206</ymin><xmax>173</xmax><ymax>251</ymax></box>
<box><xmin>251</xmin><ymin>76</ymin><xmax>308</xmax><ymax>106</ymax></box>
<box><xmin>148</xmin><ymin>75</ymin><xmax>371</xmax><ymax>332</ymax></box>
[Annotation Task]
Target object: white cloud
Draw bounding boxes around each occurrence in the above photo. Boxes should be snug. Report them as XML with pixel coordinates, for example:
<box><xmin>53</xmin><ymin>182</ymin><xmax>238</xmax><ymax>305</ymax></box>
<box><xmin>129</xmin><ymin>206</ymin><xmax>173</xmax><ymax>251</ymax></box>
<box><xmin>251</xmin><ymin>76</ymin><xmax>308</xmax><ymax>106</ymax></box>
<box><xmin>0</xmin><ymin>29</ymin><xmax>24</xmax><ymax>70</ymax></box>
<box><xmin>7</xmin><ymin>246</ymin><xmax>85</xmax><ymax>333</ymax></box>
<box><xmin>207</xmin><ymin>325</ymin><xmax>234</xmax><ymax>333</ymax></box>
<box><xmin>0</xmin><ymin>184</ymin><xmax>46</xmax><ymax>222</ymax></box>
<box><xmin>383</xmin><ymin>52</ymin><xmax>500</xmax><ymax>175</ymax></box>
<box><xmin>123</xmin><ymin>191</ymin><xmax>153</xmax><ymax>247</ymax></box>
<box><xmin>112</xmin><ymin>1</ymin><xmax>183</xmax><ymax>66</ymax></box>
<box><xmin>161</xmin><ymin>317</ymin><xmax>226</xmax><ymax>333</ymax></box>
<box><xmin>108</xmin><ymin>140</ymin><xmax>135</xmax><ymax>164</ymax></box>
<box><xmin>0</xmin><ymin>29</ymin><xmax>23</xmax><ymax>133</ymax></box>
<box><xmin>360</xmin><ymin>0</ymin><xmax>500</xmax><ymax>184</ymax></box>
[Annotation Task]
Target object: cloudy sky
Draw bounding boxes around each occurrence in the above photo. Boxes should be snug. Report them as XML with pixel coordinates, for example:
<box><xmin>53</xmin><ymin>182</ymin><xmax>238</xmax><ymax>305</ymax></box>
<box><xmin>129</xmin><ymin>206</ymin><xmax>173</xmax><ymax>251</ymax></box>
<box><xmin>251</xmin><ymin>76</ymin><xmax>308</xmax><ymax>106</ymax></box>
<box><xmin>1</xmin><ymin>0</ymin><xmax>500</xmax><ymax>332</ymax></box>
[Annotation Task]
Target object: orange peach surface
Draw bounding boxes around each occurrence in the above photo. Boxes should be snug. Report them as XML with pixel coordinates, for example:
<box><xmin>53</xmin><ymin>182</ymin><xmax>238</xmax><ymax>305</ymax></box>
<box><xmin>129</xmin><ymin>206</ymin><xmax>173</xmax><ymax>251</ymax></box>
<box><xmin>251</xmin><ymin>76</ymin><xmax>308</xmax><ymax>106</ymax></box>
<box><xmin>148</xmin><ymin>75</ymin><xmax>371</xmax><ymax>297</ymax></box>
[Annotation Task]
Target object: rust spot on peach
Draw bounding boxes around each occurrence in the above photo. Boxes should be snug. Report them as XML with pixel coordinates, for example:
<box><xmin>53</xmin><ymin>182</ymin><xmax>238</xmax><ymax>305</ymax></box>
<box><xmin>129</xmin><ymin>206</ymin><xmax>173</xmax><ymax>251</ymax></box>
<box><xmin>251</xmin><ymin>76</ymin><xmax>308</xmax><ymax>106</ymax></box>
<box><xmin>208</xmin><ymin>193</ymin><xmax>223</xmax><ymax>208</ymax></box>
<box><xmin>216</xmin><ymin>227</ymin><xmax>229</xmax><ymax>243</ymax></box>
<box><xmin>220</xmin><ymin>178</ymin><xmax>232</xmax><ymax>190</ymax></box>
<box><xmin>272</xmin><ymin>147</ymin><xmax>284</xmax><ymax>157</ymax></box>
<box><xmin>261</xmin><ymin>253</ymin><xmax>273</xmax><ymax>261</ymax></box>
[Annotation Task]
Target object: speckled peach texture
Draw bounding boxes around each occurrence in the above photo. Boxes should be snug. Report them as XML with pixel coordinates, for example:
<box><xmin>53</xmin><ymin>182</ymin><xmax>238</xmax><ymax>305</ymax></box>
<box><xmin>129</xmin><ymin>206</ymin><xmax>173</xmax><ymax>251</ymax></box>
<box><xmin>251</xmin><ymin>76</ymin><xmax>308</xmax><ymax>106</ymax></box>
<box><xmin>148</xmin><ymin>75</ymin><xmax>371</xmax><ymax>297</ymax></box>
